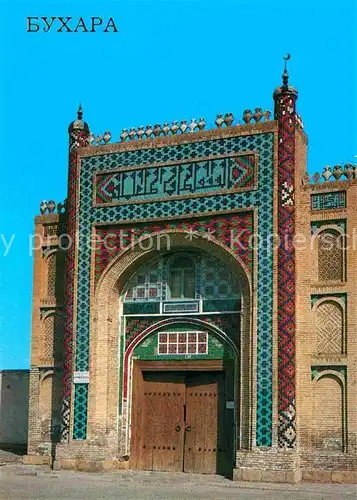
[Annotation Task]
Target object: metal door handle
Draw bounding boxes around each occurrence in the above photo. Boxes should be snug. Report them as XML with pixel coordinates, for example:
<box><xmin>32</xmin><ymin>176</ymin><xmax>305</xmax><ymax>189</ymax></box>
<box><xmin>185</xmin><ymin>426</ymin><xmax>192</xmax><ymax>432</ymax></box>
<box><xmin>175</xmin><ymin>425</ymin><xmax>181</xmax><ymax>432</ymax></box>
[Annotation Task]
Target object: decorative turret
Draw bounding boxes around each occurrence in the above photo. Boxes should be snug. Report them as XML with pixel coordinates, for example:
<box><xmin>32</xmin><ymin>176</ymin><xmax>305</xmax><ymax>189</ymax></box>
<box><xmin>68</xmin><ymin>104</ymin><xmax>89</xmax><ymax>134</ymax></box>
<box><xmin>67</xmin><ymin>104</ymin><xmax>90</xmax><ymax>153</ymax></box>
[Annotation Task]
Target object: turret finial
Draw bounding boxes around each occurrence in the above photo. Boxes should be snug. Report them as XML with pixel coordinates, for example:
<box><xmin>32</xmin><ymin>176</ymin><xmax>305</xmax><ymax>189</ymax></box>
<box><xmin>68</xmin><ymin>102</ymin><xmax>89</xmax><ymax>133</ymax></box>
<box><xmin>273</xmin><ymin>53</ymin><xmax>297</xmax><ymax>103</ymax></box>
<box><xmin>77</xmin><ymin>103</ymin><xmax>83</xmax><ymax>120</ymax></box>
<box><xmin>282</xmin><ymin>53</ymin><xmax>291</xmax><ymax>86</ymax></box>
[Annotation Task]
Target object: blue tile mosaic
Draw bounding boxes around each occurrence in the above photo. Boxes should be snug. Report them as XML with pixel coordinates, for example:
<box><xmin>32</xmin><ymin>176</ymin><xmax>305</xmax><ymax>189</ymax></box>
<box><xmin>73</xmin><ymin>133</ymin><xmax>275</xmax><ymax>445</ymax></box>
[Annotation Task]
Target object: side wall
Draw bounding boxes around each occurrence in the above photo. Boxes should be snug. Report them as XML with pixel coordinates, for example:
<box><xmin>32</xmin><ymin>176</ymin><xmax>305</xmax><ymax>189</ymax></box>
<box><xmin>296</xmin><ymin>155</ymin><xmax>357</xmax><ymax>483</ymax></box>
<box><xmin>26</xmin><ymin>212</ymin><xmax>67</xmax><ymax>459</ymax></box>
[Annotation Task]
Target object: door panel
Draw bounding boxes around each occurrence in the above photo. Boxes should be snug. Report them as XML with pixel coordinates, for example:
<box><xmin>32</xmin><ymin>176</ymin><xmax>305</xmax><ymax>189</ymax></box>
<box><xmin>184</xmin><ymin>372</ymin><xmax>227</xmax><ymax>474</ymax></box>
<box><xmin>131</xmin><ymin>366</ymin><xmax>231</xmax><ymax>475</ymax></box>
<box><xmin>132</xmin><ymin>371</ymin><xmax>185</xmax><ymax>472</ymax></box>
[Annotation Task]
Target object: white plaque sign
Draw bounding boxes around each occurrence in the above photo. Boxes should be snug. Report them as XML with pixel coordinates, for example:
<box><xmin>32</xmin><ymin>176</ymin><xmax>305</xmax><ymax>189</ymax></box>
<box><xmin>73</xmin><ymin>371</ymin><xmax>90</xmax><ymax>384</ymax></box>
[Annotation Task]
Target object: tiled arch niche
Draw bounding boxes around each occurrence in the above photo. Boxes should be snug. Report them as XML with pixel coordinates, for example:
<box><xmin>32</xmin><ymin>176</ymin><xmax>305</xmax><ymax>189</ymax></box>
<box><xmin>118</xmin><ymin>249</ymin><xmax>242</xmax><ymax>454</ymax></box>
<box><xmin>85</xmin><ymin>231</ymin><xmax>255</xmax><ymax>451</ymax></box>
<box><xmin>122</xmin><ymin>250</ymin><xmax>241</xmax><ymax>311</ymax></box>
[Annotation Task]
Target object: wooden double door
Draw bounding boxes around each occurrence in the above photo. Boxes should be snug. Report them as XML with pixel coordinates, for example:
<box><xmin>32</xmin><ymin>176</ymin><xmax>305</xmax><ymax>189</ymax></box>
<box><xmin>131</xmin><ymin>363</ymin><xmax>233</xmax><ymax>475</ymax></box>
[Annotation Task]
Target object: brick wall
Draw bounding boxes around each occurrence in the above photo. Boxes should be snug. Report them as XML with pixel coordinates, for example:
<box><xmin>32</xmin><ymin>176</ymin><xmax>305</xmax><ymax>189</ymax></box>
<box><xmin>27</xmin><ymin>214</ymin><xmax>67</xmax><ymax>456</ymax></box>
<box><xmin>295</xmin><ymin>127</ymin><xmax>357</xmax><ymax>475</ymax></box>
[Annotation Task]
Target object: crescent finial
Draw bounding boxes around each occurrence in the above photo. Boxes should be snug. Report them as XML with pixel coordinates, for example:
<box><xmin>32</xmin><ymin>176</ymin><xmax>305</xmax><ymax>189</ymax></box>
<box><xmin>77</xmin><ymin>102</ymin><xmax>83</xmax><ymax>120</ymax></box>
<box><xmin>283</xmin><ymin>53</ymin><xmax>291</xmax><ymax>74</ymax></box>
<box><xmin>282</xmin><ymin>54</ymin><xmax>291</xmax><ymax>85</ymax></box>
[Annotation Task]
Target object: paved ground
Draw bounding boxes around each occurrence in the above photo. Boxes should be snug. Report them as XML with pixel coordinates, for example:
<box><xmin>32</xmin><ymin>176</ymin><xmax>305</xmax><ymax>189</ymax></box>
<box><xmin>0</xmin><ymin>464</ymin><xmax>356</xmax><ymax>500</ymax></box>
<box><xmin>0</xmin><ymin>449</ymin><xmax>24</xmax><ymax>464</ymax></box>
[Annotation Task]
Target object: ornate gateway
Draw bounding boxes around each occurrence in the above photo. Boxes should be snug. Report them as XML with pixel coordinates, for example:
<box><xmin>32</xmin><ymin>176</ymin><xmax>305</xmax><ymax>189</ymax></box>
<box><xmin>26</xmin><ymin>61</ymin><xmax>357</xmax><ymax>483</ymax></box>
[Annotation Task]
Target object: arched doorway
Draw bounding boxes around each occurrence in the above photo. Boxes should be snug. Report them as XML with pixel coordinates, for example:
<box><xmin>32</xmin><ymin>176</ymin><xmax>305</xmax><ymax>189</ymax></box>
<box><xmin>128</xmin><ymin>319</ymin><xmax>238</xmax><ymax>475</ymax></box>
<box><xmin>121</xmin><ymin>249</ymin><xmax>241</xmax><ymax>475</ymax></box>
<box><xmin>92</xmin><ymin>231</ymin><xmax>252</xmax><ymax>474</ymax></box>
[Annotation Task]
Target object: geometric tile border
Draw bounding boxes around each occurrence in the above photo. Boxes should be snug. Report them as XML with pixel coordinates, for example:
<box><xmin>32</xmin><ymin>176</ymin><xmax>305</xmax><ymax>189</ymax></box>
<box><xmin>275</xmin><ymin>85</ymin><xmax>298</xmax><ymax>448</ymax></box>
<box><xmin>69</xmin><ymin>131</ymin><xmax>275</xmax><ymax>445</ymax></box>
<box><xmin>60</xmin><ymin>127</ymin><xmax>89</xmax><ymax>442</ymax></box>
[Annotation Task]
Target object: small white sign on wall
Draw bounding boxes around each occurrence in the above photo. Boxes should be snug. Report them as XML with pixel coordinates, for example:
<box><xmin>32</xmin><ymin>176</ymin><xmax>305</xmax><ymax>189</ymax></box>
<box><xmin>73</xmin><ymin>371</ymin><xmax>90</xmax><ymax>384</ymax></box>
<box><xmin>226</xmin><ymin>401</ymin><xmax>235</xmax><ymax>410</ymax></box>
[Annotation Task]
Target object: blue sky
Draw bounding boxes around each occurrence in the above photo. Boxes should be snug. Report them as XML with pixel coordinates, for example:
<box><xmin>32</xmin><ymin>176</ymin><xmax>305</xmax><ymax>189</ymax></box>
<box><xmin>0</xmin><ymin>0</ymin><xmax>356</xmax><ymax>369</ymax></box>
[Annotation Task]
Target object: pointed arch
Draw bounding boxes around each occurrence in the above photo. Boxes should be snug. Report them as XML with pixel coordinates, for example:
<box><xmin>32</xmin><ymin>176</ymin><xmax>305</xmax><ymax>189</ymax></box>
<box><xmin>88</xmin><ymin>230</ymin><xmax>253</xmax><ymax>452</ymax></box>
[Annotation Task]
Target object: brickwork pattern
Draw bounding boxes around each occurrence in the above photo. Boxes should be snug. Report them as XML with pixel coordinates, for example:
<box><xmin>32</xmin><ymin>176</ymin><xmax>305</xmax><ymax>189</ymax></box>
<box><xmin>276</xmin><ymin>90</ymin><xmax>297</xmax><ymax>448</ymax></box>
<box><xmin>43</xmin><ymin>315</ymin><xmax>55</xmax><ymax>358</ymax></box>
<box><xmin>42</xmin><ymin>314</ymin><xmax>65</xmax><ymax>361</ymax></box>
<box><xmin>27</xmin><ymin>215</ymin><xmax>69</xmax><ymax>456</ymax></box>
<box><xmin>47</xmin><ymin>253</ymin><xmax>57</xmax><ymax>297</ymax></box>
<box><xmin>294</xmin><ymin>126</ymin><xmax>357</xmax><ymax>481</ymax></box>
<box><xmin>317</xmin><ymin>231</ymin><xmax>344</xmax><ymax>282</ymax></box>
<box><xmin>315</xmin><ymin>301</ymin><xmax>343</xmax><ymax>354</ymax></box>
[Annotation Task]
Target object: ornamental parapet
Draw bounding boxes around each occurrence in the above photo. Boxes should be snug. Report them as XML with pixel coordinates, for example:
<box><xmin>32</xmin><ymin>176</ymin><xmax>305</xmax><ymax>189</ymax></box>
<box><xmin>87</xmin><ymin>108</ymin><xmax>275</xmax><ymax>146</ymax></box>
<box><xmin>40</xmin><ymin>199</ymin><xmax>67</xmax><ymax>215</ymax></box>
<box><xmin>302</xmin><ymin>165</ymin><xmax>357</xmax><ymax>188</ymax></box>
<box><xmin>35</xmin><ymin>201</ymin><xmax>68</xmax><ymax>236</ymax></box>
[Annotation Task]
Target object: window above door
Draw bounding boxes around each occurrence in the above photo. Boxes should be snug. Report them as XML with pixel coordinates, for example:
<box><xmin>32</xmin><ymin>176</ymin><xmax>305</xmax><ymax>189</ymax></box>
<box><xmin>122</xmin><ymin>250</ymin><xmax>241</xmax><ymax>316</ymax></box>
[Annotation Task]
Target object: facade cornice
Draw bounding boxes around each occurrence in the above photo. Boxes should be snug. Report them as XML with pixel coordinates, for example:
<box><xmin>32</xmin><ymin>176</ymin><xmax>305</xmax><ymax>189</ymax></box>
<box><xmin>78</xmin><ymin>120</ymin><xmax>278</xmax><ymax>159</ymax></box>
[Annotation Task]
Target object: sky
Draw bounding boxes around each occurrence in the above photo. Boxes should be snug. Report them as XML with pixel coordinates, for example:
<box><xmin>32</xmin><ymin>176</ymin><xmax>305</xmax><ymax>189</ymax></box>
<box><xmin>0</xmin><ymin>0</ymin><xmax>356</xmax><ymax>369</ymax></box>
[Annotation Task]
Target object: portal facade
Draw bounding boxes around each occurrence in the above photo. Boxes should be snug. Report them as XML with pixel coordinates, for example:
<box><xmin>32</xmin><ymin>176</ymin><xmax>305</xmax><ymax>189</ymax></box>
<box><xmin>25</xmin><ymin>70</ymin><xmax>357</xmax><ymax>482</ymax></box>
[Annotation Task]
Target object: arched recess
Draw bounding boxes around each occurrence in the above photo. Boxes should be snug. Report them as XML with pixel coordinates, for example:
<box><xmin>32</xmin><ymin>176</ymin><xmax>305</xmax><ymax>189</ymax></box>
<box><xmin>123</xmin><ymin>317</ymin><xmax>239</xmax><ymax>454</ymax></box>
<box><xmin>39</xmin><ymin>370</ymin><xmax>62</xmax><ymax>442</ymax></box>
<box><xmin>315</xmin><ymin>227</ymin><xmax>345</xmax><ymax>283</ymax></box>
<box><xmin>45</xmin><ymin>252</ymin><xmax>57</xmax><ymax>297</ymax></box>
<box><xmin>312</xmin><ymin>298</ymin><xmax>345</xmax><ymax>355</ymax></box>
<box><xmin>44</xmin><ymin>249</ymin><xmax>66</xmax><ymax>299</ymax></box>
<box><xmin>89</xmin><ymin>230</ymin><xmax>252</xmax><ymax>452</ymax></box>
<box><xmin>41</xmin><ymin>311</ymin><xmax>65</xmax><ymax>361</ymax></box>
<box><xmin>312</xmin><ymin>370</ymin><xmax>346</xmax><ymax>452</ymax></box>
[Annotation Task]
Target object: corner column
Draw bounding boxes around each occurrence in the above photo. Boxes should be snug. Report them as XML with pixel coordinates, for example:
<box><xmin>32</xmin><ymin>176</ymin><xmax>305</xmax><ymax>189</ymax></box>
<box><xmin>273</xmin><ymin>70</ymin><xmax>298</xmax><ymax>448</ymax></box>
<box><xmin>60</xmin><ymin>107</ymin><xmax>89</xmax><ymax>442</ymax></box>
